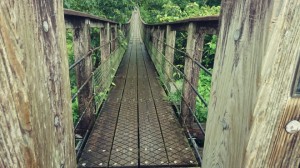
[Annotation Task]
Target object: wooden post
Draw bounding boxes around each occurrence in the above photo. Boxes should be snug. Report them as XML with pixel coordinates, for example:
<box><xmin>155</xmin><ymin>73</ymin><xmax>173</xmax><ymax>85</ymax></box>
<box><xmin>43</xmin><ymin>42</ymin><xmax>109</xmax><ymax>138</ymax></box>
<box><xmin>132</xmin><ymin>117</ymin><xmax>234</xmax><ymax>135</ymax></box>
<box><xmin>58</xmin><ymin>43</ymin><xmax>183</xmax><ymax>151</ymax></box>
<box><xmin>0</xmin><ymin>1</ymin><xmax>75</xmax><ymax>167</ymax></box>
<box><xmin>181</xmin><ymin>23</ymin><xmax>205</xmax><ymax>129</ymax></box>
<box><xmin>111</xmin><ymin>25</ymin><xmax>117</xmax><ymax>52</ymax></box>
<box><xmin>203</xmin><ymin>0</ymin><xmax>300</xmax><ymax>167</ymax></box>
<box><xmin>100</xmin><ymin>23</ymin><xmax>110</xmax><ymax>62</ymax></box>
<box><xmin>100</xmin><ymin>23</ymin><xmax>111</xmax><ymax>88</ymax></box>
<box><xmin>73</xmin><ymin>19</ymin><xmax>94</xmax><ymax>134</ymax></box>
<box><xmin>145</xmin><ymin>27</ymin><xmax>151</xmax><ymax>47</ymax></box>
<box><xmin>165</xmin><ymin>25</ymin><xmax>176</xmax><ymax>88</ymax></box>
<box><xmin>157</xmin><ymin>28</ymin><xmax>165</xmax><ymax>74</ymax></box>
<box><xmin>152</xmin><ymin>28</ymin><xmax>159</xmax><ymax>66</ymax></box>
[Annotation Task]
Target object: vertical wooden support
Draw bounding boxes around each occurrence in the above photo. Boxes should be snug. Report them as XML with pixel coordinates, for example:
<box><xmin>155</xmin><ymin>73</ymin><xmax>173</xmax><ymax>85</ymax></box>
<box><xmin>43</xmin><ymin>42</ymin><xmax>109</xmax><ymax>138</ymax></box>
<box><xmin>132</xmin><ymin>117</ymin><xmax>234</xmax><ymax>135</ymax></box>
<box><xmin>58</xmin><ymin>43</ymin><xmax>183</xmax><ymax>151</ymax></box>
<box><xmin>100</xmin><ymin>23</ymin><xmax>110</xmax><ymax>62</ymax></box>
<box><xmin>145</xmin><ymin>27</ymin><xmax>151</xmax><ymax>46</ymax></box>
<box><xmin>152</xmin><ymin>28</ymin><xmax>159</xmax><ymax>65</ymax></box>
<box><xmin>165</xmin><ymin>25</ymin><xmax>176</xmax><ymax>87</ymax></box>
<box><xmin>157</xmin><ymin>28</ymin><xmax>165</xmax><ymax>73</ymax></box>
<box><xmin>73</xmin><ymin>19</ymin><xmax>93</xmax><ymax>134</ymax></box>
<box><xmin>0</xmin><ymin>1</ymin><xmax>75</xmax><ymax>167</ymax></box>
<box><xmin>100</xmin><ymin>23</ymin><xmax>111</xmax><ymax>88</ymax></box>
<box><xmin>111</xmin><ymin>25</ymin><xmax>117</xmax><ymax>52</ymax></box>
<box><xmin>203</xmin><ymin>0</ymin><xmax>300</xmax><ymax>167</ymax></box>
<box><xmin>181</xmin><ymin>23</ymin><xmax>205</xmax><ymax>129</ymax></box>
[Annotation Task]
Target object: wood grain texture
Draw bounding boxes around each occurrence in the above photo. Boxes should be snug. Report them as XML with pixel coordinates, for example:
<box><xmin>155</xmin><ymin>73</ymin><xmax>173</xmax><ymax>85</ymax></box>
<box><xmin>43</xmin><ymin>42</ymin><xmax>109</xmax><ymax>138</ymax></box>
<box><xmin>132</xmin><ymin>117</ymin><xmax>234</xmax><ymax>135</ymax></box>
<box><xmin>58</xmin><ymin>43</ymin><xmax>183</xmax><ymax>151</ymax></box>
<box><xmin>181</xmin><ymin>23</ymin><xmax>205</xmax><ymax>128</ymax></box>
<box><xmin>73</xmin><ymin>20</ymin><xmax>93</xmax><ymax>133</ymax></box>
<box><xmin>164</xmin><ymin>25</ymin><xmax>176</xmax><ymax>84</ymax></box>
<box><xmin>203</xmin><ymin>0</ymin><xmax>300</xmax><ymax>167</ymax></box>
<box><xmin>157</xmin><ymin>28</ymin><xmax>165</xmax><ymax>72</ymax></box>
<box><xmin>0</xmin><ymin>1</ymin><xmax>75</xmax><ymax>167</ymax></box>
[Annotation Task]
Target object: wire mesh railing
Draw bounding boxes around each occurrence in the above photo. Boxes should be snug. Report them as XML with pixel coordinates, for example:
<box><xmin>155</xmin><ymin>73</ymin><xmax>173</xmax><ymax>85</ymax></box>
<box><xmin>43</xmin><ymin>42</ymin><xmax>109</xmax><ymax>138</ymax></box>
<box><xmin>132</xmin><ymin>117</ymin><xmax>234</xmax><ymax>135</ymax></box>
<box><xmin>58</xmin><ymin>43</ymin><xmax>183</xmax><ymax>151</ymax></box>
<box><xmin>139</xmin><ymin>11</ymin><xmax>218</xmax><ymax>165</ymax></box>
<box><xmin>67</xmin><ymin>27</ymin><xmax>128</xmax><ymax>160</ymax></box>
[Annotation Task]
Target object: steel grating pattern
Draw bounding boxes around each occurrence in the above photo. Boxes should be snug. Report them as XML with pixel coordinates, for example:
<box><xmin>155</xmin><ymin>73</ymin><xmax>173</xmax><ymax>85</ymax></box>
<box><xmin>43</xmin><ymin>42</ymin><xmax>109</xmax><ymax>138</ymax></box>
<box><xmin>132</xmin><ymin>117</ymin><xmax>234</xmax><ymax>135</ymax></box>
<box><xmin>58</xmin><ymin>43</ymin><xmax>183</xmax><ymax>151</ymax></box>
<box><xmin>142</xmin><ymin>45</ymin><xmax>198</xmax><ymax>167</ymax></box>
<box><xmin>109</xmin><ymin>37</ymin><xmax>138</xmax><ymax>167</ymax></box>
<box><xmin>78</xmin><ymin>45</ymin><xmax>132</xmax><ymax>168</ymax></box>
<box><xmin>137</xmin><ymin>44</ymin><xmax>169</xmax><ymax>167</ymax></box>
<box><xmin>78</xmin><ymin>14</ymin><xmax>197</xmax><ymax>167</ymax></box>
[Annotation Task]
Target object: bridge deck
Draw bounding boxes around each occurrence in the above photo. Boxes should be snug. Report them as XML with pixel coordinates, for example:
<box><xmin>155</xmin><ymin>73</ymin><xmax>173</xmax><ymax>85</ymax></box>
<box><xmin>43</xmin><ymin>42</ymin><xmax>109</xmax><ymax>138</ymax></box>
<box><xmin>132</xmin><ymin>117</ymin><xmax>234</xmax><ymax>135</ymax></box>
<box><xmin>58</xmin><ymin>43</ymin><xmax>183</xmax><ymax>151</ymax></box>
<box><xmin>78</xmin><ymin>17</ymin><xmax>197</xmax><ymax>167</ymax></box>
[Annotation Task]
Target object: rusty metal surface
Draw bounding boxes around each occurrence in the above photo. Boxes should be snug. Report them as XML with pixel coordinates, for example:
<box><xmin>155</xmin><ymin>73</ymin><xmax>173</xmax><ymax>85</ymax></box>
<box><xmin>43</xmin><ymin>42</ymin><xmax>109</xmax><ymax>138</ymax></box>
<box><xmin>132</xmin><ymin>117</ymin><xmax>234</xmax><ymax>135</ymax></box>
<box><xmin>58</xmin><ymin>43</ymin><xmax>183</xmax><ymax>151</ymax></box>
<box><xmin>109</xmin><ymin>39</ymin><xmax>139</xmax><ymax>167</ymax></box>
<box><xmin>137</xmin><ymin>44</ymin><xmax>169</xmax><ymax>167</ymax></box>
<box><xmin>78</xmin><ymin>23</ymin><xmax>197</xmax><ymax>167</ymax></box>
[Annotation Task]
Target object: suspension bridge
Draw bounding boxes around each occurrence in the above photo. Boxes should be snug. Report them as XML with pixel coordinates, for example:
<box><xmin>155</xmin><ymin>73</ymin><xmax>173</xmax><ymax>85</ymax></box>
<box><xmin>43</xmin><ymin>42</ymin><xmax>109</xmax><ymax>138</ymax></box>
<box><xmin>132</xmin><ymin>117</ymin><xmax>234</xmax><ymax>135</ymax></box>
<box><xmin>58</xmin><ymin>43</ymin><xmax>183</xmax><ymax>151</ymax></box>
<box><xmin>68</xmin><ymin>10</ymin><xmax>216</xmax><ymax>167</ymax></box>
<box><xmin>1</xmin><ymin>1</ymin><xmax>299</xmax><ymax>168</ymax></box>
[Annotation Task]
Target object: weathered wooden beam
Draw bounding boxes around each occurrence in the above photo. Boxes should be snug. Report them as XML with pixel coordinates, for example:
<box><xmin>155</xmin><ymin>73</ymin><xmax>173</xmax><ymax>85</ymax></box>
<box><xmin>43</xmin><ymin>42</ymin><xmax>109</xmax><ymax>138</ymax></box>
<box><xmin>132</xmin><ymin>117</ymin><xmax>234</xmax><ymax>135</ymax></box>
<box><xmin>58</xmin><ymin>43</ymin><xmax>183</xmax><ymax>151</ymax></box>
<box><xmin>157</xmin><ymin>28</ymin><xmax>165</xmax><ymax>73</ymax></box>
<box><xmin>73</xmin><ymin>19</ymin><xmax>94</xmax><ymax>134</ymax></box>
<box><xmin>111</xmin><ymin>25</ymin><xmax>117</xmax><ymax>52</ymax></box>
<box><xmin>100</xmin><ymin>23</ymin><xmax>111</xmax><ymax>88</ymax></box>
<box><xmin>165</xmin><ymin>25</ymin><xmax>176</xmax><ymax>87</ymax></box>
<box><xmin>203</xmin><ymin>0</ymin><xmax>300</xmax><ymax>167</ymax></box>
<box><xmin>181</xmin><ymin>23</ymin><xmax>205</xmax><ymax>129</ymax></box>
<box><xmin>152</xmin><ymin>28</ymin><xmax>160</xmax><ymax>65</ymax></box>
<box><xmin>100</xmin><ymin>22</ymin><xmax>111</xmax><ymax>60</ymax></box>
<box><xmin>0</xmin><ymin>1</ymin><xmax>75</xmax><ymax>167</ymax></box>
<box><xmin>90</xmin><ymin>21</ymin><xmax>104</xmax><ymax>28</ymax></box>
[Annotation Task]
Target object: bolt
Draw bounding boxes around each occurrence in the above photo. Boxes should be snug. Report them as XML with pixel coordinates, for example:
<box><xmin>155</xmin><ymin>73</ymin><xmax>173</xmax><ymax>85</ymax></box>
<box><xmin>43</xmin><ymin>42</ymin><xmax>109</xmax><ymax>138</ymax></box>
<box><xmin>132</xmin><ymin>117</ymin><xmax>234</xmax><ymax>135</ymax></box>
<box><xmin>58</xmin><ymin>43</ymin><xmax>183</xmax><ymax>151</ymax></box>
<box><xmin>234</xmin><ymin>29</ymin><xmax>240</xmax><ymax>41</ymax></box>
<box><xmin>286</xmin><ymin>120</ymin><xmax>300</xmax><ymax>134</ymax></box>
<box><xmin>54</xmin><ymin>115</ymin><xmax>60</xmax><ymax>127</ymax></box>
<box><xmin>43</xmin><ymin>21</ymin><xmax>49</xmax><ymax>32</ymax></box>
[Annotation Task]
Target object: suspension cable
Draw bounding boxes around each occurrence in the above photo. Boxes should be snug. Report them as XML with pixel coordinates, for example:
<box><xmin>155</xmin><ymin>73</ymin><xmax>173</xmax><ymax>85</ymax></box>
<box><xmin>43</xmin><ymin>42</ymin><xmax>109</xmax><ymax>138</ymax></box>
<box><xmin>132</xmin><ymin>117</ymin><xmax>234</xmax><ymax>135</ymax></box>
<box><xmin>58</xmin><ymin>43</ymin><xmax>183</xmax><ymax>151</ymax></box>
<box><xmin>69</xmin><ymin>37</ymin><xmax>118</xmax><ymax>70</ymax></box>
<box><xmin>152</xmin><ymin>35</ymin><xmax>212</xmax><ymax>76</ymax></box>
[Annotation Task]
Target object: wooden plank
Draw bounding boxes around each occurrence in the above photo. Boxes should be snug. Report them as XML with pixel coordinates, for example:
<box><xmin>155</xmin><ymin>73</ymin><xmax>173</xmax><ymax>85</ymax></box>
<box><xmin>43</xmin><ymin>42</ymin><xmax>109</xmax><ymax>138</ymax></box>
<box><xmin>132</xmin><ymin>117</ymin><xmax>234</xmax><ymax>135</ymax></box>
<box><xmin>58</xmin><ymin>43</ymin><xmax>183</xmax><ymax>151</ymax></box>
<box><xmin>203</xmin><ymin>0</ymin><xmax>300</xmax><ymax>167</ymax></box>
<box><xmin>0</xmin><ymin>1</ymin><xmax>75</xmax><ymax>167</ymax></box>
<box><xmin>73</xmin><ymin>19</ymin><xmax>94</xmax><ymax>134</ymax></box>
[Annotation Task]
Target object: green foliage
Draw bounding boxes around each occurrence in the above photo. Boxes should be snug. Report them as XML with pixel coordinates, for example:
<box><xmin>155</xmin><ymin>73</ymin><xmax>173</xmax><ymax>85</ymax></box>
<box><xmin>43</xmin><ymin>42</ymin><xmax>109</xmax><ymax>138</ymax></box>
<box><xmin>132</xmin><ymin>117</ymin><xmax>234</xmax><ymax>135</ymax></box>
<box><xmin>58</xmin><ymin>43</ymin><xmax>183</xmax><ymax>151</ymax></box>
<box><xmin>202</xmin><ymin>35</ymin><xmax>217</xmax><ymax>68</ymax></box>
<box><xmin>64</xmin><ymin>0</ymin><xmax>105</xmax><ymax>17</ymax></box>
<box><xmin>157</xmin><ymin>2</ymin><xmax>183</xmax><ymax>22</ymax></box>
<box><xmin>90</xmin><ymin>28</ymin><xmax>101</xmax><ymax>69</ymax></box>
<box><xmin>64</xmin><ymin>0</ymin><xmax>135</xmax><ymax>22</ymax></box>
<box><xmin>184</xmin><ymin>2</ymin><xmax>201</xmax><ymax>17</ymax></box>
<box><xmin>72</xmin><ymin>98</ymin><xmax>79</xmax><ymax>123</ymax></box>
<box><xmin>195</xmin><ymin>70</ymin><xmax>212</xmax><ymax>122</ymax></box>
<box><xmin>198</xmin><ymin>5</ymin><xmax>221</xmax><ymax>16</ymax></box>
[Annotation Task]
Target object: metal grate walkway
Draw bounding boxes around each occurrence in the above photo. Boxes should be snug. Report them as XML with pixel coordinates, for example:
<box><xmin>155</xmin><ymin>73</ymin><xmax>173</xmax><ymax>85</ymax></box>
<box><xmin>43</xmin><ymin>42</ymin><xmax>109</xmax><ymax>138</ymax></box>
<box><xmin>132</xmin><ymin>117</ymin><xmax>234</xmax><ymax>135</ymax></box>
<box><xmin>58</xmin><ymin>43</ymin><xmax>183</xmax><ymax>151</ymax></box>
<box><xmin>78</xmin><ymin>16</ymin><xmax>197</xmax><ymax>167</ymax></box>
